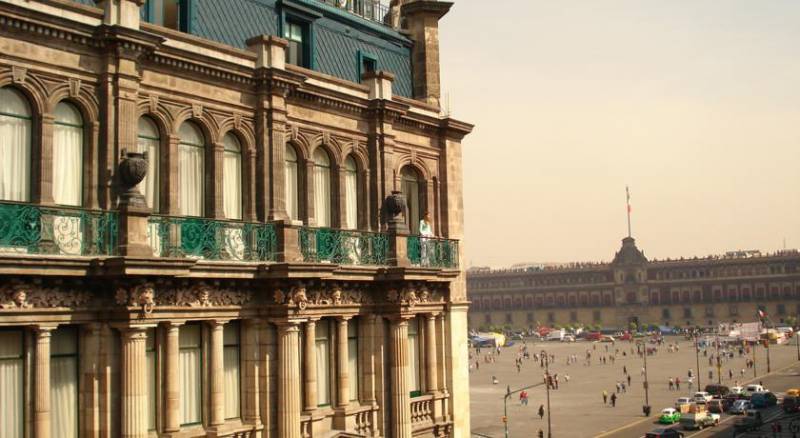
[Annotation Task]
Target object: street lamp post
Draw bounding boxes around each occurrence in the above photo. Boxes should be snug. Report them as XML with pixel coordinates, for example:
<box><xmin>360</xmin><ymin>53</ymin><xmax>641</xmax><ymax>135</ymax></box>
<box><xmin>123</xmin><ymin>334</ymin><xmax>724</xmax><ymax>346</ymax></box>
<box><xmin>716</xmin><ymin>333</ymin><xmax>722</xmax><ymax>384</ymax></box>
<box><xmin>503</xmin><ymin>382</ymin><xmax>545</xmax><ymax>438</ymax></box>
<box><xmin>694</xmin><ymin>331</ymin><xmax>701</xmax><ymax>390</ymax></box>
<box><xmin>796</xmin><ymin>320</ymin><xmax>800</xmax><ymax>361</ymax></box>
<box><xmin>542</xmin><ymin>350</ymin><xmax>552</xmax><ymax>438</ymax></box>
<box><xmin>638</xmin><ymin>340</ymin><xmax>650</xmax><ymax>416</ymax></box>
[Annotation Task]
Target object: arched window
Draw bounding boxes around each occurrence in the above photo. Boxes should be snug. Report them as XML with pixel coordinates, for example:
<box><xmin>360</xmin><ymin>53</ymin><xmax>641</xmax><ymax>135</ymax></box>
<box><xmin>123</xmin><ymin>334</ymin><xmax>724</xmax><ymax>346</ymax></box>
<box><xmin>0</xmin><ymin>87</ymin><xmax>31</xmax><ymax>202</ymax></box>
<box><xmin>137</xmin><ymin>117</ymin><xmax>160</xmax><ymax>210</ymax></box>
<box><xmin>312</xmin><ymin>148</ymin><xmax>331</xmax><ymax>227</ymax></box>
<box><xmin>178</xmin><ymin>121</ymin><xmax>204</xmax><ymax>216</ymax></box>
<box><xmin>343</xmin><ymin>156</ymin><xmax>358</xmax><ymax>229</ymax></box>
<box><xmin>222</xmin><ymin>133</ymin><xmax>242</xmax><ymax>220</ymax></box>
<box><xmin>285</xmin><ymin>145</ymin><xmax>299</xmax><ymax>220</ymax></box>
<box><xmin>401</xmin><ymin>167</ymin><xmax>422</xmax><ymax>234</ymax></box>
<box><xmin>53</xmin><ymin>102</ymin><xmax>83</xmax><ymax>206</ymax></box>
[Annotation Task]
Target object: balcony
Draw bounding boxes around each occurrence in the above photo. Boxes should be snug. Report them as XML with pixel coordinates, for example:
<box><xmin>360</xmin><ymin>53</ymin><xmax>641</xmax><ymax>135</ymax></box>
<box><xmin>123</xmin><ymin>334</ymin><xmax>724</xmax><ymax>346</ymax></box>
<box><xmin>147</xmin><ymin>215</ymin><xmax>277</xmax><ymax>262</ymax></box>
<box><xmin>316</xmin><ymin>0</ymin><xmax>392</xmax><ymax>26</ymax></box>
<box><xmin>299</xmin><ymin>227</ymin><xmax>389</xmax><ymax>266</ymax></box>
<box><xmin>407</xmin><ymin>236</ymin><xmax>459</xmax><ymax>269</ymax></box>
<box><xmin>0</xmin><ymin>201</ymin><xmax>117</xmax><ymax>256</ymax></box>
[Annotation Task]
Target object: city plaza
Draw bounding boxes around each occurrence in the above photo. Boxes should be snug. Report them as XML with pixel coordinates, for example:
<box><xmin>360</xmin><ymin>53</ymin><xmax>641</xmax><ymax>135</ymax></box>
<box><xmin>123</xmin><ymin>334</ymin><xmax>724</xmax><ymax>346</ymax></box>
<box><xmin>469</xmin><ymin>336</ymin><xmax>800</xmax><ymax>438</ymax></box>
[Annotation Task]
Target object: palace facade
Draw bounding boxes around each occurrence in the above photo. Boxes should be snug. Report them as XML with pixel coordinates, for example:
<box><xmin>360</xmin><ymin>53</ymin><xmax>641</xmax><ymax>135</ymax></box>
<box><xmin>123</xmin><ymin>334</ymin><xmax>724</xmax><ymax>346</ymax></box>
<box><xmin>0</xmin><ymin>1</ymin><xmax>472</xmax><ymax>438</ymax></box>
<box><xmin>467</xmin><ymin>237</ymin><xmax>800</xmax><ymax>330</ymax></box>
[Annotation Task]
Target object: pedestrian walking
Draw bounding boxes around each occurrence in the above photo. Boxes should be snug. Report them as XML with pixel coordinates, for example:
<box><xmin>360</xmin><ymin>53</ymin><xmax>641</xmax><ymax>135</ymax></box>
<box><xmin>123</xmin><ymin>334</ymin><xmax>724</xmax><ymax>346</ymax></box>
<box><xmin>676</xmin><ymin>377</ymin><xmax>681</xmax><ymax>390</ymax></box>
<box><xmin>627</xmin><ymin>374</ymin><xmax>631</xmax><ymax>386</ymax></box>
<box><xmin>668</xmin><ymin>378</ymin><xmax>674</xmax><ymax>391</ymax></box>
<box><xmin>603</xmin><ymin>390</ymin><xmax>608</xmax><ymax>404</ymax></box>
<box><xmin>538</xmin><ymin>404</ymin><xmax>545</xmax><ymax>420</ymax></box>
<box><xmin>520</xmin><ymin>390</ymin><xmax>528</xmax><ymax>406</ymax></box>
<box><xmin>610</xmin><ymin>393</ymin><xmax>617</xmax><ymax>407</ymax></box>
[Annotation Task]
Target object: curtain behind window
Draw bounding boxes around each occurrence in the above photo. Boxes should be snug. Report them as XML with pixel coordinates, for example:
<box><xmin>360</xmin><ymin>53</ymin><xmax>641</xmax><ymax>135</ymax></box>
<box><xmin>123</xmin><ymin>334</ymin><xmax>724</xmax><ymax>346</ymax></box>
<box><xmin>0</xmin><ymin>87</ymin><xmax>31</xmax><ymax>202</ymax></box>
<box><xmin>178</xmin><ymin>122</ymin><xmax>204</xmax><ymax>217</ymax></box>
<box><xmin>0</xmin><ymin>331</ymin><xmax>23</xmax><ymax>438</ymax></box>
<box><xmin>222</xmin><ymin>134</ymin><xmax>242</xmax><ymax>220</ymax></box>
<box><xmin>312</xmin><ymin>149</ymin><xmax>331</xmax><ymax>227</ymax></box>
<box><xmin>347</xmin><ymin>319</ymin><xmax>358</xmax><ymax>401</ymax></box>
<box><xmin>136</xmin><ymin>117</ymin><xmax>160</xmax><ymax>211</ymax></box>
<box><xmin>223</xmin><ymin>322</ymin><xmax>241</xmax><ymax>419</ymax></box>
<box><xmin>285</xmin><ymin>145</ymin><xmax>299</xmax><ymax>220</ymax></box>
<box><xmin>315</xmin><ymin>320</ymin><xmax>330</xmax><ymax>405</ymax></box>
<box><xmin>401</xmin><ymin>168</ymin><xmax>420</xmax><ymax>235</ymax></box>
<box><xmin>51</xmin><ymin>327</ymin><xmax>78</xmax><ymax>438</ymax></box>
<box><xmin>53</xmin><ymin>102</ymin><xmax>83</xmax><ymax>206</ymax></box>
<box><xmin>344</xmin><ymin>157</ymin><xmax>358</xmax><ymax>230</ymax></box>
<box><xmin>179</xmin><ymin>324</ymin><xmax>202</xmax><ymax>425</ymax></box>
<box><xmin>407</xmin><ymin>318</ymin><xmax>420</xmax><ymax>394</ymax></box>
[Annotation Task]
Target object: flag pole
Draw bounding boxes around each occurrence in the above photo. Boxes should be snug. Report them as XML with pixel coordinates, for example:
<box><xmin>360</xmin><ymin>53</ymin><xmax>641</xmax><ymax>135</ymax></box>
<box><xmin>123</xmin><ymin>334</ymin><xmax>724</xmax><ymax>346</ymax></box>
<box><xmin>626</xmin><ymin>186</ymin><xmax>632</xmax><ymax>238</ymax></box>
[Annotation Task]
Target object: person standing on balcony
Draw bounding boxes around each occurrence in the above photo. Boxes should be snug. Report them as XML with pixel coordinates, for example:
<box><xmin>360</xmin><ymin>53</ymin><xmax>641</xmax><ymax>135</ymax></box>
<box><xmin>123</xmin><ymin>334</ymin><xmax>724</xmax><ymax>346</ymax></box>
<box><xmin>419</xmin><ymin>212</ymin><xmax>433</xmax><ymax>264</ymax></box>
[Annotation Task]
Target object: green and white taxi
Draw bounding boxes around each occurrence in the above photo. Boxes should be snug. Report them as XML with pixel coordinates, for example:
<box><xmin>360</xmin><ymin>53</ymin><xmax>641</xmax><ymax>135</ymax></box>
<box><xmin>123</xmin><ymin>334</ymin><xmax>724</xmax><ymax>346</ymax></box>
<box><xmin>659</xmin><ymin>408</ymin><xmax>681</xmax><ymax>424</ymax></box>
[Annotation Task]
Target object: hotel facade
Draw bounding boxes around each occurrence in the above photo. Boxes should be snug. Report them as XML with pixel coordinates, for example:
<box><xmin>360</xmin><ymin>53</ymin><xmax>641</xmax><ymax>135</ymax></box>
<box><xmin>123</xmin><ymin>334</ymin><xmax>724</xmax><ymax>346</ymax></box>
<box><xmin>0</xmin><ymin>0</ymin><xmax>473</xmax><ymax>437</ymax></box>
<box><xmin>468</xmin><ymin>237</ymin><xmax>800</xmax><ymax>331</ymax></box>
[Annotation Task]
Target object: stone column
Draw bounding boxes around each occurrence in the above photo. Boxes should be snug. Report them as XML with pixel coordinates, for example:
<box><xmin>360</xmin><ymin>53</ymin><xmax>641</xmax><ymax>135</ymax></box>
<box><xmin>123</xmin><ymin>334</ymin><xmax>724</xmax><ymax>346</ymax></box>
<box><xmin>336</xmin><ymin>317</ymin><xmax>351</xmax><ymax>407</ymax></box>
<box><xmin>436</xmin><ymin>313</ymin><xmax>450</xmax><ymax>421</ymax></box>
<box><xmin>120</xmin><ymin>327</ymin><xmax>149</xmax><ymax>438</ymax></box>
<box><xmin>389</xmin><ymin>318</ymin><xmax>412</xmax><ymax>438</ymax></box>
<box><xmin>209</xmin><ymin>320</ymin><xmax>226</xmax><ymax>427</ymax></box>
<box><xmin>34</xmin><ymin>326</ymin><xmax>54</xmax><ymax>438</ymax></box>
<box><xmin>208</xmin><ymin>143</ymin><xmax>226</xmax><ymax>219</ymax></box>
<box><xmin>303</xmin><ymin>319</ymin><xmax>318</xmax><ymax>412</ymax></box>
<box><xmin>277</xmin><ymin>321</ymin><xmax>301</xmax><ymax>438</ymax></box>
<box><xmin>424</xmin><ymin>314</ymin><xmax>438</xmax><ymax>393</ymax></box>
<box><xmin>163</xmin><ymin>322</ymin><xmax>182</xmax><ymax>433</ymax></box>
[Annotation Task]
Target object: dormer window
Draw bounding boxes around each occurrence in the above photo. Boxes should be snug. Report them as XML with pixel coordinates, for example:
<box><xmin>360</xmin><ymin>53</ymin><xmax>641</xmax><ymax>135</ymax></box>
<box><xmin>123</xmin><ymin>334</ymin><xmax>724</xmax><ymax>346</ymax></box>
<box><xmin>285</xmin><ymin>20</ymin><xmax>308</xmax><ymax>67</ymax></box>
<box><xmin>143</xmin><ymin>0</ymin><xmax>188</xmax><ymax>31</ymax></box>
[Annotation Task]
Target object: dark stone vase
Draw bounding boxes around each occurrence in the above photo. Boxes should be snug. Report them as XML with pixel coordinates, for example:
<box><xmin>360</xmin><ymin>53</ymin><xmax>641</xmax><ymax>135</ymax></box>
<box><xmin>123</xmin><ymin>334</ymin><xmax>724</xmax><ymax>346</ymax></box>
<box><xmin>118</xmin><ymin>150</ymin><xmax>149</xmax><ymax>208</ymax></box>
<box><xmin>382</xmin><ymin>190</ymin><xmax>409</xmax><ymax>233</ymax></box>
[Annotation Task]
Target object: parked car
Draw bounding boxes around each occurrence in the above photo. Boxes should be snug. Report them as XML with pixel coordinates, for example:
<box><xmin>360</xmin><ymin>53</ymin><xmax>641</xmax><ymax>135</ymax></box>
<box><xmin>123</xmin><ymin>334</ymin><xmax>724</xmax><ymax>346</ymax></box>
<box><xmin>704</xmin><ymin>384</ymin><xmax>730</xmax><ymax>397</ymax></box>
<box><xmin>729</xmin><ymin>386</ymin><xmax>745</xmax><ymax>395</ymax></box>
<box><xmin>783</xmin><ymin>395</ymin><xmax>799</xmax><ymax>414</ymax></box>
<box><xmin>679</xmin><ymin>411</ymin><xmax>720</xmax><ymax>430</ymax></box>
<box><xmin>733</xmin><ymin>410</ymin><xmax>763</xmax><ymax>432</ymax></box>
<box><xmin>561</xmin><ymin>335</ymin><xmax>576</xmax><ymax>342</ymax></box>
<box><xmin>675</xmin><ymin>397</ymin><xmax>694</xmax><ymax>409</ymax></box>
<box><xmin>729</xmin><ymin>400</ymin><xmax>751</xmax><ymax>414</ymax></box>
<box><xmin>584</xmin><ymin>332</ymin><xmax>603</xmax><ymax>341</ymax></box>
<box><xmin>646</xmin><ymin>428</ymin><xmax>685</xmax><ymax>438</ymax></box>
<box><xmin>693</xmin><ymin>392</ymin><xmax>713</xmax><ymax>403</ymax></box>
<box><xmin>750</xmin><ymin>391</ymin><xmax>778</xmax><ymax>408</ymax></box>
<box><xmin>659</xmin><ymin>408</ymin><xmax>681</xmax><ymax>424</ymax></box>
<box><xmin>786</xmin><ymin>388</ymin><xmax>800</xmax><ymax>397</ymax></box>
<box><xmin>600</xmin><ymin>335</ymin><xmax>615</xmax><ymax>342</ymax></box>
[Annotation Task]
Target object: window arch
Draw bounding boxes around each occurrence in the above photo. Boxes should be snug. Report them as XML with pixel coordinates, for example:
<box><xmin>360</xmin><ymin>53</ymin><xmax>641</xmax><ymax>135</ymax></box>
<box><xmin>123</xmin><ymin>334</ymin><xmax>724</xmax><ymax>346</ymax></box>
<box><xmin>0</xmin><ymin>87</ymin><xmax>32</xmax><ymax>202</ymax></box>
<box><xmin>401</xmin><ymin>167</ymin><xmax>423</xmax><ymax>234</ymax></box>
<box><xmin>137</xmin><ymin>116</ymin><xmax>160</xmax><ymax>210</ymax></box>
<box><xmin>285</xmin><ymin>145</ymin><xmax>299</xmax><ymax>220</ymax></box>
<box><xmin>312</xmin><ymin>148</ymin><xmax>331</xmax><ymax>227</ymax></box>
<box><xmin>222</xmin><ymin>133</ymin><xmax>242</xmax><ymax>220</ymax></box>
<box><xmin>53</xmin><ymin>102</ymin><xmax>83</xmax><ymax>206</ymax></box>
<box><xmin>343</xmin><ymin>155</ymin><xmax>358</xmax><ymax>229</ymax></box>
<box><xmin>178</xmin><ymin>121</ymin><xmax>205</xmax><ymax>216</ymax></box>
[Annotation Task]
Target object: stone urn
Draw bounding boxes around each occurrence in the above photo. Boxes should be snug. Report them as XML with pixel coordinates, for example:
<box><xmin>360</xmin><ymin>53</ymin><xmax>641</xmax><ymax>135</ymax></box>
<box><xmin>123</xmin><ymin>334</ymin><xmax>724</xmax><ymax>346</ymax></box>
<box><xmin>382</xmin><ymin>190</ymin><xmax>408</xmax><ymax>233</ymax></box>
<box><xmin>118</xmin><ymin>150</ymin><xmax>149</xmax><ymax>208</ymax></box>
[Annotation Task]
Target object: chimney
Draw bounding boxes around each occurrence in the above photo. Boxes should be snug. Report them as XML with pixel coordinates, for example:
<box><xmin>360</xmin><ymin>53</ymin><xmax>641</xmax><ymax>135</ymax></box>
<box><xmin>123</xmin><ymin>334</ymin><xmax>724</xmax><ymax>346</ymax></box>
<box><xmin>401</xmin><ymin>1</ymin><xmax>453</xmax><ymax>107</ymax></box>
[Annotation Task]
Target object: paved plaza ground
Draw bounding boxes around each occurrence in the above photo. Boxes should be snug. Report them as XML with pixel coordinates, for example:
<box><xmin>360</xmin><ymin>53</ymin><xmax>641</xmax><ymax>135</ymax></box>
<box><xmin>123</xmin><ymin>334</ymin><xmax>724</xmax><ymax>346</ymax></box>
<box><xmin>469</xmin><ymin>336</ymin><xmax>800</xmax><ymax>438</ymax></box>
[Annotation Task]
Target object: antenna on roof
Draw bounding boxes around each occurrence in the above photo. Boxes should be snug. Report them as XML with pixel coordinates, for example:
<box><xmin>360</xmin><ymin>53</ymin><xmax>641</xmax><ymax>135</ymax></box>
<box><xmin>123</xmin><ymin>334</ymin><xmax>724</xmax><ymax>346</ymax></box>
<box><xmin>625</xmin><ymin>186</ymin><xmax>632</xmax><ymax>238</ymax></box>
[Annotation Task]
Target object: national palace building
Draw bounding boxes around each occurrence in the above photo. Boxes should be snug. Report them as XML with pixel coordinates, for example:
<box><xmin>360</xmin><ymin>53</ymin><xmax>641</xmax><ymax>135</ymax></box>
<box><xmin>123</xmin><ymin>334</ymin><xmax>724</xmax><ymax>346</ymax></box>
<box><xmin>0</xmin><ymin>0</ymin><xmax>473</xmax><ymax>437</ymax></box>
<box><xmin>467</xmin><ymin>237</ymin><xmax>800</xmax><ymax>331</ymax></box>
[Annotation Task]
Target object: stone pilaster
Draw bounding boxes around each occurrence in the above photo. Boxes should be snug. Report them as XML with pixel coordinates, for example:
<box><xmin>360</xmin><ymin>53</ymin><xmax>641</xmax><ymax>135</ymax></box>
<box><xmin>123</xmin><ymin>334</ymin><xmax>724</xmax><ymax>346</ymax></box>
<box><xmin>119</xmin><ymin>326</ymin><xmax>149</xmax><ymax>438</ymax></box>
<box><xmin>303</xmin><ymin>319</ymin><xmax>318</xmax><ymax>412</ymax></box>
<box><xmin>163</xmin><ymin>134</ymin><xmax>181</xmax><ymax>215</ymax></box>
<box><xmin>436</xmin><ymin>313</ymin><xmax>450</xmax><ymax>422</ymax></box>
<box><xmin>389</xmin><ymin>317</ymin><xmax>412</xmax><ymax>438</ymax></box>
<box><xmin>209</xmin><ymin>143</ymin><xmax>226</xmax><ymax>219</ymax></box>
<box><xmin>82</xmin><ymin>324</ymin><xmax>102</xmax><ymax>438</ymax></box>
<box><xmin>336</xmin><ymin>317</ymin><xmax>351</xmax><ymax>407</ymax></box>
<box><xmin>163</xmin><ymin>322</ymin><xmax>182</xmax><ymax>433</ymax></box>
<box><xmin>34</xmin><ymin>326</ymin><xmax>54</xmax><ymax>438</ymax></box>
<box><xmin>424</xmin><ymin>314</ymin><xmax>438</xmax><ymax>393</ymax></box>
<box><xmin>259</xmin><ymin>322</ymin><xmax>277</xmax><ymax>438</ymax></box>
<box><xmin>276</xmin><ymin>321</ymin><xmax>301</xmax><ymax>438</ymax></box>
<box><xmin>400</xmin><ymin>1</ymin><xmax>453</xmax><ymax>107</ymax></box>
<box><xmin>209</xmin><ymin>320</ymin><xmax>226</xmax><ymax>427</ymax></box>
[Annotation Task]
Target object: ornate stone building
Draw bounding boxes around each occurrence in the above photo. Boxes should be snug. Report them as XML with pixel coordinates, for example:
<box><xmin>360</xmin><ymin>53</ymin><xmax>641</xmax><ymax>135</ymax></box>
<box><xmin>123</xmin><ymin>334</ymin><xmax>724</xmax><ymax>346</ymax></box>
<box><xmin>468</xmin><ymin>237</ymin><xmax>800</xmax><ymax>330</ymax></box>
<box><xmin>0</xmin><ymin>0</ymin><xmax>472</xmax><ymax>437</ymax></box>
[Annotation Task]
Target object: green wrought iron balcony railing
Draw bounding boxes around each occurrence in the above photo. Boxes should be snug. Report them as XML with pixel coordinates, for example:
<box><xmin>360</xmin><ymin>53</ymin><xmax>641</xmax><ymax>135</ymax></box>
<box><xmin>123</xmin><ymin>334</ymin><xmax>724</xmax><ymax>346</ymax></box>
<box><xmin>407</xmin><ymin>236</ymin><xmax>459</xmax><ymax>269</ymax></box>
<box><xmin>299</xmin><ymin>227</ymin><xmax>388</xmax><ymax>266</ymax></box>
<box><xmin>147</xmin><ymin>216</ymin><xmax>278</xmax><ymax>262</ymax></box>
<box><xmin>0</xmin><ymin>201</ymin><xmax>118</xmax><ymax>256</ymax></box>
<box><xmin>316</xmin><ymin>0</ymin><xmax>392</xmax><ymax>26</ymax></box>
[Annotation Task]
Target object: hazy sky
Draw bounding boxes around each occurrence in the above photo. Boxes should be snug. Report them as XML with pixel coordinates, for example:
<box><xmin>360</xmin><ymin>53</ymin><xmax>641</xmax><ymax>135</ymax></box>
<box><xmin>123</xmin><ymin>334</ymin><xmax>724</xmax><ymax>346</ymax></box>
<box><xmin>438</xmin><ymin>0</ymin><xmax>800</xmax><ymax>267</ymax></box>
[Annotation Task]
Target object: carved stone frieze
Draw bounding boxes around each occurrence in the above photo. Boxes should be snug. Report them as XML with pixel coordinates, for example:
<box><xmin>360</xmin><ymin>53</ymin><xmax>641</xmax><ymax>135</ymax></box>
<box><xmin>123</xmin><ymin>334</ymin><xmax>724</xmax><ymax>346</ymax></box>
<box><xmin>386</xmin><ymin>284</ymin><xmax>445</xmax><ymax>306</ymax></box>
<box><xmin>155</xmin><ymin>283</ymin><xmax>252</xmax><ymax>307</ymax></box>
<box><xmin>115</xmin><ymin>283</ymin><xmax>156</xmax><ymax>314</ymax></box>
<box><xmin>0</xmin><ymin>283</ymin><xmax>91</xmax><ymax>309</ymax></box>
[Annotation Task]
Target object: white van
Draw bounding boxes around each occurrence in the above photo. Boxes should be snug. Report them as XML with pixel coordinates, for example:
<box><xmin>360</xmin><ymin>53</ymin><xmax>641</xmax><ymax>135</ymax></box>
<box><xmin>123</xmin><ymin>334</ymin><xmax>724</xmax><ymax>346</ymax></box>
<box><xmin>744</xmin><ymin>384</ymin><xmax>765</xmax><ymax>396</ymax></box>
